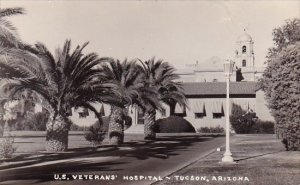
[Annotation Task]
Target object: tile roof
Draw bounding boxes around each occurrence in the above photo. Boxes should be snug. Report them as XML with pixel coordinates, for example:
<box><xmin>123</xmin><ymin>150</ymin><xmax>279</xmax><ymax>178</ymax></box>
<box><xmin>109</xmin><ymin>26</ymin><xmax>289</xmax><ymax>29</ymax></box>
<box><xmin>182</xmin><ymin>82</ymin><xmax>258</xmax><ymax>95</ymax></box>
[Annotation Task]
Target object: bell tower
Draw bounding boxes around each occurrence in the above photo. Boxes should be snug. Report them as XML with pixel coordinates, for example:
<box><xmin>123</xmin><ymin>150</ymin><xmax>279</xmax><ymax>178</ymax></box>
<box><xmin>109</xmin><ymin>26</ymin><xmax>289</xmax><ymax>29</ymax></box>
<box><xmin>235</xmin><ymin>30</ymin><xmax>255</xmax><ymax>70</ymax></box>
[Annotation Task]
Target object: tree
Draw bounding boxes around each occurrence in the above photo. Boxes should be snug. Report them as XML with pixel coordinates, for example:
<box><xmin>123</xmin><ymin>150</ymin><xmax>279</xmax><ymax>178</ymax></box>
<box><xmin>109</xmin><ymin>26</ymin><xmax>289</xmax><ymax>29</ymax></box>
<box><xmin>230</xmin><ymin>104</ymin><xmax>258</xmax><ymax>134</ymax></box>
<box><xmin>266</xmin><ymin>19</ymin><xmax>300</xmax><ymax>59</ymax></box>
<box><xmin>262</xmin><ymin>18</ymin><xmax>300</xmax><ymax>151</ymax></box>
<box><xmin>138</xmin><ymin>58</ymin><xmax>186</xmax><ymax>140</ymax></box>
<box><xmin>0</xmin><ymin>7</ymin><xmax>24</xmax><ymax>48</ymax></box>
<box><xmin>0</xmin><ymin>40</ymin><xmax>119</xmax><ymax>152</ymax></box>
<box><xmin>100</xmin><ymin>59</ymin><xmax>144</xmax><ymax>145</ymax></box>
<box><xmin>0</xmin><ymin>7</ymin><xmax>34</xmax><ymax>52</ymax></box>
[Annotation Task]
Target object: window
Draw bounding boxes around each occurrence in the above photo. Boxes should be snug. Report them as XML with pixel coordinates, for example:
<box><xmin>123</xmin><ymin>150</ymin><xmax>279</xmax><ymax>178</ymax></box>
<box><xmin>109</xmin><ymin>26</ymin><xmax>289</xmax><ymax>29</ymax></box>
<box><xmin>195</xmin><ymin>113</ymin><xmax>205</xmax><ymax>119</ymax></box>
<box><xmin>242</xmin><ymin>46</ymin><xmax>246</xmax><ymax>53</ymax></box>
<box><xmin>79</xmin><ymin>112</ymin><xmax>86</xmax><ymax>118</ymax></box>
<box><xmin>242</xmin><ymin>60</ymin><xmax>246</xmax><ymax>67</ymax></box>
<box><xmin>213</xmin><ymin>113</ymin><xmax>224</xmax><ymax>119</ymax></box>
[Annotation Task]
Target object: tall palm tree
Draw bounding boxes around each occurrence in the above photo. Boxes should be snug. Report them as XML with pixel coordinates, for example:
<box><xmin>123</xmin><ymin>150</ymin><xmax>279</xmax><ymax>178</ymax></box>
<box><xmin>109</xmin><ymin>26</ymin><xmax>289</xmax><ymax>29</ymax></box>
<box><xmin>0</xmin><ymin>40</ymin><xmax>120</xmax><ymax>152</ymax></box>
<box><xmin>138</xmin><ymin>58</ymin><xmax>187</xmax><ymax>140</ymax></box>
<box><xmin>0</xmin><ymin>7</ymin><xmax>24</xmax><ymax>48</ymax></box>
<box><xmin>100</xmin><ymin>59</ymin><xmax>144</xmax><ymax>145</ymax></box>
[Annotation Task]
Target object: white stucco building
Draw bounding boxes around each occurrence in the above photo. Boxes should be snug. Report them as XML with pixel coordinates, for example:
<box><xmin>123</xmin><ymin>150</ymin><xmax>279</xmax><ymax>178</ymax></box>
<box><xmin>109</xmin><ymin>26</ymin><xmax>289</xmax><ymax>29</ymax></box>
<box><xmin>0</xmin><ymin>31</ymin><xmax>274</xmax><ymax>132</ymax></box>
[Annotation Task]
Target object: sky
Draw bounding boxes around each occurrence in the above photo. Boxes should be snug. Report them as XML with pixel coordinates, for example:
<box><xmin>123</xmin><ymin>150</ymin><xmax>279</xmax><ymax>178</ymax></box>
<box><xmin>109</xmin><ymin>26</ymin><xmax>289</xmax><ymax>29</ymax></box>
<box><xmin>1</xmin><ymin>0</ymin><xmax>299</xmax><ymax>68</ymax></box>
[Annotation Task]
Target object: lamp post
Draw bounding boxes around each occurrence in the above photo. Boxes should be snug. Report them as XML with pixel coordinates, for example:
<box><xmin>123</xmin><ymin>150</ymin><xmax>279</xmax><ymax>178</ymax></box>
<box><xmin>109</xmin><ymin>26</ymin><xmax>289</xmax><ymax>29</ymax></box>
<box><xmin>222</xmin><ymin>60</ymin><xmax>234</xmax><ymax>163</ymax></box>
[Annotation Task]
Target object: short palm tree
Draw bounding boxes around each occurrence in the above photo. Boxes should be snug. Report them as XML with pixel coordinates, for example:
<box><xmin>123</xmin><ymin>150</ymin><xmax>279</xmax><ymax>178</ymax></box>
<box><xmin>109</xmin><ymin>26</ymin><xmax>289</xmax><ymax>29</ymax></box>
<box><xmin>100</xmin><ymin>59</ymin><xmax>144</xmax><ymax>145</ymax></box>
<box><xmin>138</xmin><ymin>58</ymin><xmax>187</xmax><ymax>140</ymax></box>
<box><xmin>0</xmin><ymin>40</ymin><xmax>119</xmax><ymax>152</ymax></box>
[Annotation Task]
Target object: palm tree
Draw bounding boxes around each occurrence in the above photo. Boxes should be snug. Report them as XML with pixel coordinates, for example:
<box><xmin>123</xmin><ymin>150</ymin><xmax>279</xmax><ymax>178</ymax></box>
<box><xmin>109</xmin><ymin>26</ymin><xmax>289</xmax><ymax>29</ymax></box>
<box><xmin>0</xmin><ymin>7</ymin><xmax>25</xmax><ymax>48</ymax></box>
<box><xmin>138</xmin><ymin>58</ymin><xmax>187</xmax><ymax>140</ymax></box>
<box><xmin>0</xmin><ymin>40</ymin><xmax>120</xmax><ymax>152</ymax></box>
<box><xmin>100</xmin><ymin>59</ymin><xmax>144</xmax><ymax>145</ymax></box>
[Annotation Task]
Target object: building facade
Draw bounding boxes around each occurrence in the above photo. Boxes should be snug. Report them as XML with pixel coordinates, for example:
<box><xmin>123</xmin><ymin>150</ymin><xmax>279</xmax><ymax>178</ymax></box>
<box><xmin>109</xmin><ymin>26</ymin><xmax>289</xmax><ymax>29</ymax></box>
<box><xmin>126</xmin><ymin>31</ymin><xmax>273</xmax><ymax>132</ymax></box>
<box><xmin>0</xmin><ymin>31</ymin><xmax>274</xmax><ymax>132</ymax></box>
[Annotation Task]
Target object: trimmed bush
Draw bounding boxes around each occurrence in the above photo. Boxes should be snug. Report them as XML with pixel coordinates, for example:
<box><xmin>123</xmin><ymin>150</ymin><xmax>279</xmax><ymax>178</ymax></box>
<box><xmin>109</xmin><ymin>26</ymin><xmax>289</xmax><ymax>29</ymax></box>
<box><xmin>0</xmin><ymin>134</ymin><xmax>16</xmax><ymax>159</ymax></box>
<box><xmin>156</xmin><ymin>116</ymin><xmax>196</xmax><ymax>133</ymax></box>
<box><xmin>257</xmin><ymin>120</ymin><xmax>275</xmax><ymax>134</ymax></box>
<box><xmin>198</xmin><ymin>126</ymin><xmax>225</xmax><ymax>133</ymax></box>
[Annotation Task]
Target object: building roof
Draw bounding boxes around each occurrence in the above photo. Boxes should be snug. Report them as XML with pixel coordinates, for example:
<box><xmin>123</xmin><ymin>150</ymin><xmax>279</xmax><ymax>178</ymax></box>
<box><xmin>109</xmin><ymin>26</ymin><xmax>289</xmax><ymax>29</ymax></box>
<box><xmin>182</xmin><ymin>82</ymin><xmax>258</xmax><ymax>96</ymax></box>
<box><xmin>237</xmin><ymin>32</ymin><xmax>253</xmax><ymax>42</ymax></box>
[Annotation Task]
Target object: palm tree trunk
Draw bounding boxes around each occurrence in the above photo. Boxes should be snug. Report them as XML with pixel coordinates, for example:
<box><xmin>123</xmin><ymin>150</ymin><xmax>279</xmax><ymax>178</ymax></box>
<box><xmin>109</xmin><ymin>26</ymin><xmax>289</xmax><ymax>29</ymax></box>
<box><xmin>108</xmin><ymin>106</ymin><xmax>124</xmax><ymax>145</ymax></box>
<box><xmin>45</xmin><ymin>114</ymin><xmax>70</xmax><ymax>152</ymax></box>
<box><xmin>144</xmin><ymin>108</ymin><xmax>156</xmax><ymax>140</ymax></box>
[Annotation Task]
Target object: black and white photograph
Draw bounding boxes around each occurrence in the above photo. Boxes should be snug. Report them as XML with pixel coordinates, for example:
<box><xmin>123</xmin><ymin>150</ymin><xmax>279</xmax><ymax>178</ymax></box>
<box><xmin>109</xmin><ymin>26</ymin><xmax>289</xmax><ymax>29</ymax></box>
<box><xmin>0</xmin><ymin>0</ymin><xmax>299</xmax><ymax>184</ymax></box>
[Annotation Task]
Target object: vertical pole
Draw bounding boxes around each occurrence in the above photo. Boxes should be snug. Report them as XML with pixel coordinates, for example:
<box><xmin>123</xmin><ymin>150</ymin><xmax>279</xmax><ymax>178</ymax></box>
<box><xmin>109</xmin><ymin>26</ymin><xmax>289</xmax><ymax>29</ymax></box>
<box><xmin>222</xmin><ymin>76</ymin><xmax>234</xmax><ymax>162</ymax></box>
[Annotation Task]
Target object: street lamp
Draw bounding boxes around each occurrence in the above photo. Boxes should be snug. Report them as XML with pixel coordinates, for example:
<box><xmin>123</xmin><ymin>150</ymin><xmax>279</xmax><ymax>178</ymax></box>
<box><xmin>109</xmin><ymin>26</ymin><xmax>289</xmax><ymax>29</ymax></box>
<box><xmin>222</xmin><ymin>60</ymin><xmax>234</xmax><ymax>163</ymax></box>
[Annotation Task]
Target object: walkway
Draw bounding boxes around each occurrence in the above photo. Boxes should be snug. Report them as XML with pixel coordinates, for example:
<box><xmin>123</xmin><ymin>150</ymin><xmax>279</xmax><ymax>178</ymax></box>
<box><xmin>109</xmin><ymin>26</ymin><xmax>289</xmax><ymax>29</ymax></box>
<box><xmin>0</xmin><ymin>134</ymin><xmax>225</xmax><ymax>185</ymax></box>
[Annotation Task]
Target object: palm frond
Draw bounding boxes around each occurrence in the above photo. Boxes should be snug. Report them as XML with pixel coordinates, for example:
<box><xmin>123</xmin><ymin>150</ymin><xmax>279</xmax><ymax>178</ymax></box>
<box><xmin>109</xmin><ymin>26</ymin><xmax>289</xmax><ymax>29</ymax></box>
<box><xmin>0</xmin><ymin>7</ymin><xmax>24</xmax><ymax>18</ymax></box>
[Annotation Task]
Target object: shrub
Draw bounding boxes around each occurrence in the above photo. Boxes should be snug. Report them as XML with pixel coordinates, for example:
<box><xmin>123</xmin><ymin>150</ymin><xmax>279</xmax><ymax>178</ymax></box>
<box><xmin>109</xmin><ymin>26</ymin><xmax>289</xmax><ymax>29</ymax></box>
<box><xmin>257</xmin><ymin>120</ymin><xmax>275</xmax><ymax>134</ymax></box>
<box><xmin>0</xmin><ymin>120</ymin><xmax>4</xmax><ymax>137</ymax></box>
<box><xmin>156</xmin><ymin>116</ymin><xmax>196</xmax><ymax>133</ymax></box>
<box><xmin>14</xmin><ymin>112</ymin><xmax>49</xmax><ymax>131</ymax></box>
<box><xmin>0</xmin><ymin>134</ymin><xmax>16</xmax><ymax>159</ymax></box>
<box><xmin>230</xmin><ymin>104</ymin><xmax>258</xmax><ymax>134</ymax></box>
<box><xmin>262</xmin><ymin>19</ymin><xmax>300</xmax><ymax>150</ymax></box>
<box><xmin>84</xmin><ymin>127</ymin><xmax>106</xmax><ymax>146</ymax></box>
<box><xmin>84</xmin><ymin>116</ymin><xmax>109</xmax><ymax>146</ymax></box>
<box><xmin>198</xmin><ymin>126</ymin><xmax>225</xmax><ymax>133</ymax></box>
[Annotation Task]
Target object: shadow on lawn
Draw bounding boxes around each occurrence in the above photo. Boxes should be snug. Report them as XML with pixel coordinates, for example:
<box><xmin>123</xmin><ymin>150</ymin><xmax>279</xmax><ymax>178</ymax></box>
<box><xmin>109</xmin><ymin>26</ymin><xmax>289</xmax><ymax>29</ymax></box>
<box><xmin>0</xmin><ymin>135</ymin><xmax>214</xmax><ymax>183</ymax></box>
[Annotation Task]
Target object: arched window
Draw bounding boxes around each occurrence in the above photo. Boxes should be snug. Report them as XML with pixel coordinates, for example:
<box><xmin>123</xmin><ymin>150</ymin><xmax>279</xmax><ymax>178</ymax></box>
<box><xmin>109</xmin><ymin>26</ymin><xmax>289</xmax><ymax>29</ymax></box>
<box><xmin>242</xmin><ymin>46</ymin><xmax>246</xmax><ymax>53</ymax></box>
<box><xmin>242</xmin><ymin>60</ymin><xmax>246</xmax><ymax>67</ymax></box>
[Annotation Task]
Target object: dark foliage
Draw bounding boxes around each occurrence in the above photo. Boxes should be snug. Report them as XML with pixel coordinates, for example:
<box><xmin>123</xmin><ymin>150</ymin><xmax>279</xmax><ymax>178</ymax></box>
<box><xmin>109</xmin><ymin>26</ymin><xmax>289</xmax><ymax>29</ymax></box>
<box><xmin>156</xmin><ymin>116</ymin><xmax>195</xmax><ymax>133</ymax></box>
<box><xmin>84</xmin><ymin>116</ymin><xmax>109</xmax><ymax>145</ymax></box>
<box><xmin>262</xmin><ymin>18</ymin><xmax>300</xmax><ymax>150</ymax></box>
<box><xmin>230</xmin><ymin>104</ymin><xmax>275</xmax><ymax>134</ymax></box>
<box><xmin>230</xmin><ymin>104</ymin><xmax>258</xmax><ymax>134</ymax></box>
<box><xmin>92</xmin><ymin>116</ymin><xmax>110</xmax><ymax>133</ymax></box>
<box><xmin>255</xmin><ymin>120</ymin><xmax>275</xmax><ymax>134</ymax></box>
<box><xmin>12</xmin><ymin>112</ymin><xmax>49</xmax><ymax>131</ymax></box>
<box><xmin>197</xmin><ymin>126</ymin><xmax>225</xmax><ymax>133</ymax></box>
<box><xmin>84</xmin><ymin>127</ymin><xmax>106</xmax><ymax>145</ymax></box>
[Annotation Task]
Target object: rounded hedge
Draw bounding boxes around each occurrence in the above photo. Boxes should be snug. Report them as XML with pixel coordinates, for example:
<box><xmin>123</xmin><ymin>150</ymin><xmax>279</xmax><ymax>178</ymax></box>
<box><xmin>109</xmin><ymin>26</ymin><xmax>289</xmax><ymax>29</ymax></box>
<box><xmin>155</xmin><ymin>116</ymin><xmax>196</xmax><ymax>133</ymax></box>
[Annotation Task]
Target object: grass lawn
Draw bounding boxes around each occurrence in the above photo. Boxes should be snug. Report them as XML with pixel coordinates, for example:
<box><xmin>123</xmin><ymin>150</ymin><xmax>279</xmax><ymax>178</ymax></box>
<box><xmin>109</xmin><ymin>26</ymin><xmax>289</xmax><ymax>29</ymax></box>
<box><xmin>6</xmin><ymin>131</ymin><xmax>147</xmax><ymax>154</ymax></box>
<box><xmin>155</xmin><ymin>134</ymin><xmax>300</xmax><ymax>185</ymax></box>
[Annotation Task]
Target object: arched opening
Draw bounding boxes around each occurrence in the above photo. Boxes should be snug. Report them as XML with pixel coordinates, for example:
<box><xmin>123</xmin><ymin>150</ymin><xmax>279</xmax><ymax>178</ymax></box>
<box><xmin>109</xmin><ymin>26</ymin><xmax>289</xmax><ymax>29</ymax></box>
<box><xmin>242</xmin><ymin>59</ymin><xmax>247</xmax><ymax>67</ymax></box>
<box><xmin>242</xmin><ymin>45</ymin><xmax>246</xmax><ymax>53</ymax></box>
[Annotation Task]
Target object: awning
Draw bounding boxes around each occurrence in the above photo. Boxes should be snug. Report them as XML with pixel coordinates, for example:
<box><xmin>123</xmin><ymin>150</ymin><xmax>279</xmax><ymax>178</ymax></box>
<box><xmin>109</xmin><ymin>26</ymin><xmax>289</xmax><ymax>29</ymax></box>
<box><xmin>175</xmin><ymin>103</ymin><xmax>185</xmax><ymax>114</ymax></box>
<box><xmin>212</xmin><ymin>101</ymin><xmax>223</xmax><ymax>113</ymax></box>
<box><xmin>190</xmin><ymin>100</ymin><xmax>205</xmax><ymax>113</ymax></box>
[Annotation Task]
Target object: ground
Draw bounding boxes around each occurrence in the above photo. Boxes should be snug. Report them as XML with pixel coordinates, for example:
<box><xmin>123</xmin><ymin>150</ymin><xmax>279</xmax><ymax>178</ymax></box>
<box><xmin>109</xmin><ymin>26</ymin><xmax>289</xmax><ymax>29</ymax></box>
<box><xmin>0</xmin><ymin>132</ymin><xmax>299</xmax><ymax>185</ymax></box>
<box><xmin>155</xmin><ymin>134</ymin><xmax>300</xmax><ymax>185</ymax></box>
